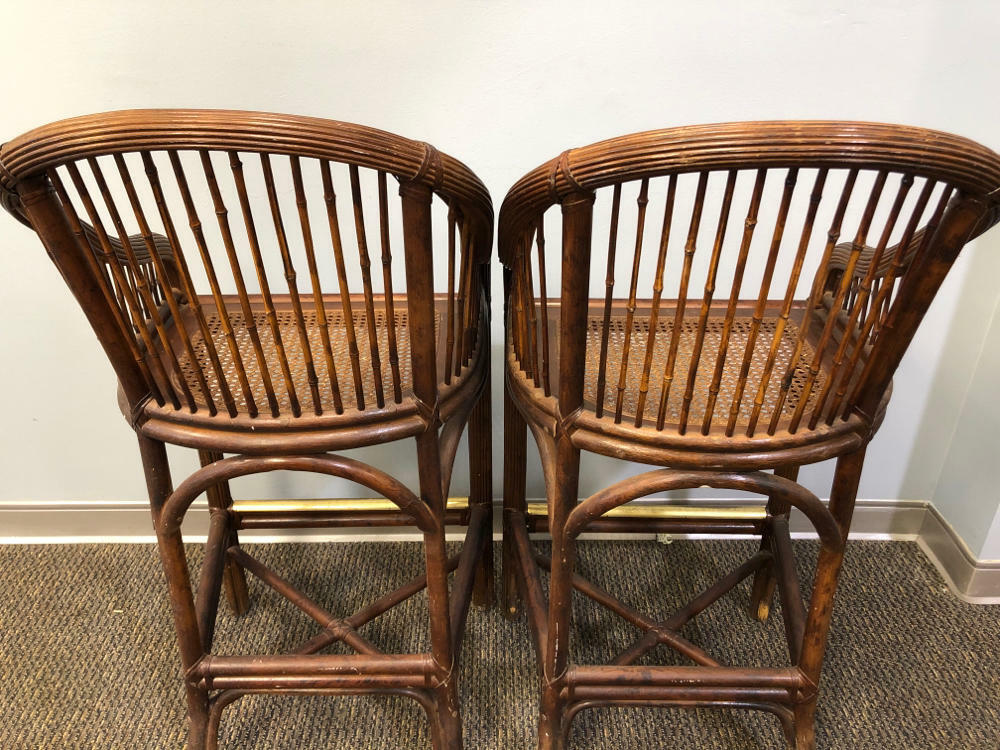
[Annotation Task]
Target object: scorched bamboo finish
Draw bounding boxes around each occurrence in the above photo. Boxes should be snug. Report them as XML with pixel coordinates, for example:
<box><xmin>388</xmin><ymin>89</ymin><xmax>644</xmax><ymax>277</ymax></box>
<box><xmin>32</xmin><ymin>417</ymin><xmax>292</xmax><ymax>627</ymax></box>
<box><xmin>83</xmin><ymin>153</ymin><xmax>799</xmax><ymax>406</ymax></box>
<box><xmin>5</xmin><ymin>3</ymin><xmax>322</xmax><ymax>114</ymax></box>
<box><xmin>499</xmin><ymin>121</ymin><xmax>1000</xmax><ymax>749</ymax></box>
<box><xmin>0</xmin><ymin>109</ymin><xmax>494</xmax><ymax>750</ymax></box>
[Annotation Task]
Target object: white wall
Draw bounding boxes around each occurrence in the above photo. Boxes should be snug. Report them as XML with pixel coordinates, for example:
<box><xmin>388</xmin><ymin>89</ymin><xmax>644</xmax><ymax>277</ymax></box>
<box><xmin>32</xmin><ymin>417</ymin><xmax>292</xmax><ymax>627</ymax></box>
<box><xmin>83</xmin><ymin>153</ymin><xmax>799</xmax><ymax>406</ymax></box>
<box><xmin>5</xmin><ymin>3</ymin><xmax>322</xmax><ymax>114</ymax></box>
<box><xmin>931</xmin><ymin>275</ymin><xmax>1000</xmax><ymax>560</ymax></box>
<box><xmin>1</xmin><ymin>1</ymin><xmax>999</xmax><ymax>555</ymax></box>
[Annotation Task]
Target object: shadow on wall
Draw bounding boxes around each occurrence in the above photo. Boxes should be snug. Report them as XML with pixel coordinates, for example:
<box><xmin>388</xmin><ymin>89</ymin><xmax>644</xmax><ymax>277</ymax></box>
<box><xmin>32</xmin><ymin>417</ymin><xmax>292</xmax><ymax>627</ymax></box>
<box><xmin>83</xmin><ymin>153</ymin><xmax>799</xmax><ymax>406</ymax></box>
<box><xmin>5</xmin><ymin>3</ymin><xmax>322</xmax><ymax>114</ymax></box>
<box><xmin>901</xmin><ymin>228</ymin><xmax>1000</xmax><ymax>497</ymax></box>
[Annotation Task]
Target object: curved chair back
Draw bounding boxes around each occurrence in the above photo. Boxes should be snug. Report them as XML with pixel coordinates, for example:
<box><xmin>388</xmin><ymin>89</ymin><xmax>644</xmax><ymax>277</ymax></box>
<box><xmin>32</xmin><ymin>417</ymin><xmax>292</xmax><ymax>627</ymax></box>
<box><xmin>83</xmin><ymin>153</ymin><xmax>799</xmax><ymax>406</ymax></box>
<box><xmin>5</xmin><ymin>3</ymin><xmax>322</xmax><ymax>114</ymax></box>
<box><xmin>499</xmin><ymin>122</ymin><xmax>1000</xmax><ymax>440</ymax></box>
<box><xmin>1</xmin><ymin>110</ymin><xmax>492</xmax><ymax>430</ymax></box>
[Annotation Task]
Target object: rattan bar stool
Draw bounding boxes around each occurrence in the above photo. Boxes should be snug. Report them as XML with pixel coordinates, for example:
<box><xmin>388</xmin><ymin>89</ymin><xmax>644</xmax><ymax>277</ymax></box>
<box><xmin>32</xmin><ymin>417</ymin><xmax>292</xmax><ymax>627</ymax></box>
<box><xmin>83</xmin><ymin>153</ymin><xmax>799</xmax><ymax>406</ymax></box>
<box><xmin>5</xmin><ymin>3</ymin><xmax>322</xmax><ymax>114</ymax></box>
<box><xmin>0</xmin><ymin>109</ymin><xmax>493</xmax><ymax>749</ymax></box>
<box><xmin>499</xmin><ymin>122</ymin><xmax>1000</xmax><ymax>748</ymax></box>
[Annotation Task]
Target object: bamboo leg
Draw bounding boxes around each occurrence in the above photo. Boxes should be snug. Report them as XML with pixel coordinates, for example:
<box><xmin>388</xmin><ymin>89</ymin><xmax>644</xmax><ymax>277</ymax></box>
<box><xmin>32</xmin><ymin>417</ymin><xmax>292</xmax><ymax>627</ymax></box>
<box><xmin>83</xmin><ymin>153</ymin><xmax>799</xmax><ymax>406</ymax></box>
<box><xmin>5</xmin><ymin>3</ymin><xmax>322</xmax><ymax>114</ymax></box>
<box><xmin>538</xmin><ymin>437</ymin><xmax>581</xmax><ymax>750</ymax></box>
<box><xmin>198</xmin><ymin>449</ymin><xmax>250</xmax><ymax>616</ymax></box>
<box><xmin>502</xmin><ymin>382</ymin><xmax>528</xmax><ymax>620</ymax></box>
<box><xmin>793</xmin><ymin>447</ymin><xmax>865</xmax><ymax>749</ymax></box>
<box><xmin>469</xmin><ymin>371</ymin><xmax>495</xmax><ymax>609</ymax></box>
<box><xmin>416</xmin><ymin>430</ymin><xmax>464</xmax><ymax>750</ymax></box>
<box><xmin>138</xmin><ymin>435</ymin><xmax>210</xmax><ymax>749</ymax></box>
<box><xmin>750</xmin><ymin>464</ymin><xmax>799</xmax><ymax>621</ymax></box>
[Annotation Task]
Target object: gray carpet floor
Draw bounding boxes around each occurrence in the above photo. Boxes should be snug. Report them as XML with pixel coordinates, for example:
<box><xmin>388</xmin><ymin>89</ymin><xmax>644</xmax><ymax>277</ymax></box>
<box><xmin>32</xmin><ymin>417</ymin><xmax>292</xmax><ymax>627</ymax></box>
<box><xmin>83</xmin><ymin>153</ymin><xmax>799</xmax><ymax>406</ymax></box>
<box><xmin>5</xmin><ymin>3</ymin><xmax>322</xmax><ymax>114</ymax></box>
<box><xmin>0</xmin><ymin>539</ymin><xmax>997</xmax><ymax>749</ymax></box>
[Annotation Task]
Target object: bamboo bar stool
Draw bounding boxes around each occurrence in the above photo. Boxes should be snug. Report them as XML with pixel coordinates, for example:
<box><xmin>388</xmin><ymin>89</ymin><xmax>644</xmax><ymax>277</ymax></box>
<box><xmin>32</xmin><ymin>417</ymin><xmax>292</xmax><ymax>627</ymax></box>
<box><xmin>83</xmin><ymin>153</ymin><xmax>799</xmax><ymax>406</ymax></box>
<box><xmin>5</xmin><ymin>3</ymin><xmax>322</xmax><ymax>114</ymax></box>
<box><xmin>499</xmin><ymin>122</ymin><xmax>1000</xmax><ymax>748</ymax></box>
<box><xmin>0</xmin><ymin>109</ymin><xmax>493</xmax><ymax>749</ymax></box>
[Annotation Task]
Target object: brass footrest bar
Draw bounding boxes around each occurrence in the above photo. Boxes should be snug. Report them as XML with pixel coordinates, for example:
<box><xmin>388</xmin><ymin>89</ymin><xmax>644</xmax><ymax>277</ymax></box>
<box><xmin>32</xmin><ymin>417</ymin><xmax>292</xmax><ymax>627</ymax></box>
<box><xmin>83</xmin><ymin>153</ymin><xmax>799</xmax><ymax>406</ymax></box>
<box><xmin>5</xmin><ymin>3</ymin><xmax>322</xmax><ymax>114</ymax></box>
<box><xmin>231</xmin><ymin>497</ymin><xmax>471</xmax><ymax>530</ymax></box>
<box><xmin>526</xmin><ymin>515</ymin><xmax>764</xmax><ymax>535</ymax></box>
<box><xmin>525</xmin><ymin>502</ymin><xmax>767</xmax><ymax>520</ymax></box>
<box><xmin>524</xmin><ymin>502</ymin><xmax>767</xmax><ymax>536</ymax></box>
<box><xmin>233</xmin><ymin>497</ymin><xmax>471</xmax><ymax>513</ymax></box>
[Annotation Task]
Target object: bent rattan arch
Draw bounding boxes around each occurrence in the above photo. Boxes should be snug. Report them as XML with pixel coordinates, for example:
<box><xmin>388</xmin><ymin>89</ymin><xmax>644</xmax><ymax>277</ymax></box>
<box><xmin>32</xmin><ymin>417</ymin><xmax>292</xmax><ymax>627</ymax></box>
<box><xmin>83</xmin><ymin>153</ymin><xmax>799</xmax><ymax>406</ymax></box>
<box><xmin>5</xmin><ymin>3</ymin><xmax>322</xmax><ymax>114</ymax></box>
<box><xmin>1</xmin><ymin>108</ymin><xmax>494</xmax><ymax>750</ymax></box>
<box><xmin>499</xmin><ymin>120</ymin><xmax>1000</xmax><ymax>749</ymax></box>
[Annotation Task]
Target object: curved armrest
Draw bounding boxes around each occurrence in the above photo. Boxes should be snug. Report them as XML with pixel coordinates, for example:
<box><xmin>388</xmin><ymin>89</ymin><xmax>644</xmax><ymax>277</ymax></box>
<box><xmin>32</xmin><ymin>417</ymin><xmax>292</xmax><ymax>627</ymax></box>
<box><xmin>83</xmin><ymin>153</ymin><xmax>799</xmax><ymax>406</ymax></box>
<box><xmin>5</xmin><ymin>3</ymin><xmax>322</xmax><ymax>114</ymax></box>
<box><xmin>825</xmin><ymin>201</ymin><xmax>1000</xmax><ymax>292</ymax></box>
<box><xmin>826</xmin><ymin>230</ymin><xmax>926</xmax><ymax>284</ymax></box>
<box><xmin>82</xmin><ymin>222</ymin><xmax>176</xmax><ymax>270</ymax></box>
<box><xmin>80</xmin><ymin>223</ymin><xmax>184</xmax><ymax>326</ymax></box>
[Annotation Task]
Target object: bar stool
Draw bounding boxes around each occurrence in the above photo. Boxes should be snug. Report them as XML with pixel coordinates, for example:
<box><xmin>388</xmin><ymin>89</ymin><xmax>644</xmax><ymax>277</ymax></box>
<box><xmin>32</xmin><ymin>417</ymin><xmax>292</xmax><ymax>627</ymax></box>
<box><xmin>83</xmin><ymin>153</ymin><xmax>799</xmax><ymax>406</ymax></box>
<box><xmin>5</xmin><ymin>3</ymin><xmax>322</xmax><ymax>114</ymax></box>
<box><xmin>498</xmin><ymin>122</ymin><xmax>1000</xmax><ymax>748</ymax></box>
<box><xmin>0</xmin><ymin>109</ymin><xmax>493</xmax><ymax>749</ymax></box>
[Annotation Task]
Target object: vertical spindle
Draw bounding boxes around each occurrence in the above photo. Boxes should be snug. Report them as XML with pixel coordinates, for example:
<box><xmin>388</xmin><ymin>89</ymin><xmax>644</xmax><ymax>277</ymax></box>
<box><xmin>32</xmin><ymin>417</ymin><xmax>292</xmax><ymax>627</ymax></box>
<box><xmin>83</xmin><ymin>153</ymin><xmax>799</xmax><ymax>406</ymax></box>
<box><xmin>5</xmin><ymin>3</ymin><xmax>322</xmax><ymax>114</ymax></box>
<box><xmin>320</xmin><ymin>160</ymin><xmax>365</xmax><ymax>409</ymax></box>
<box><xmin>634</xmin><ymin>175</ymin><xmax>677</xmax><ymax>427</ymax></box>
<box><xmin>261</xmin><ymin>154</ymin><xmax>323</xmax><ymax>415</ymax></box>
<box><xmin>535</xmin><ymin>214</ymin><xmax>551</xmax><ymax>397</ymax></box>
<box><xmin>724</xmin><ymin>168</ymin><xmax>798</xmax><ymax>436</ymax></box>
<box><xmin>789</xmin><ymin>171</ymin><xmax>888</xmax><ymax>433</ymax></box>
<box><xmin>377</xmin><ymin>171</ymin><xmax>403</xmax><ymax>403</ymax></box>
<box><xmin>656</xmin><ymin>172</ymin><xmax>709</xmax><ymax>430</ymax></box>
<box><xmin>613</xmin><ymin>179</ymin><xmax>650</xmax><ymax>423</ymax></box>
<box><xmin>202</xmin><ymin>151</ymin><xmax>280</xmax><ymax>417</ymax></box>
<box><xmin>768</xmin><ymin>169</ymin><xmax>859</xmax><ymax>434</ymax></box>
<box><xmin>291</xmin><ymin>155</ymin><xmax>343</xmax><ymax>414</ymax></box>
<box><xmin>349</xmin><ymin>165</ymin><xmax>386</xmax><ymax>407</ymax></box>
<box><xmin>594</xmin><ymin>183</ymin><xmax>622</xmax><ymax>418</ymax></box>
<box><xmin>744</xmin><ymin>169</ymin><xmax>827</xmax><ymax>436</ymax></box>
<box><xmin>678</xmin><ymin>170</ymin><xmax>737</xmax><ymax>434</ymax></box>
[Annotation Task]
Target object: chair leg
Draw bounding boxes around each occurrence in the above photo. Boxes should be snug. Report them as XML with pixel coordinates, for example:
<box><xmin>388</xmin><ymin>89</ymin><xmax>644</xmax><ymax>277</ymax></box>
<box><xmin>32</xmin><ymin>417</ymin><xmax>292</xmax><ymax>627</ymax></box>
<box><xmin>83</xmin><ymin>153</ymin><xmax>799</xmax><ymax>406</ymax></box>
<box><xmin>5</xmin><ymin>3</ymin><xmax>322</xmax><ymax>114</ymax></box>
<box><xmin>538</xmin><ymin>436</ymin><xmax>581</xmax><ymax>750</ymax></box>
<box><xmin>502</xmin><ymin>383</ymin><xmax>528</xmax><ymax>620</ymax></box>
<box><xmin>469</xmin><ymin>373</ymin><xmax>495</xmax><ymax>610</ymax></box>
<box><xmin>791</xmin><ymin>447</ymin><xmax>866</xmax><ymax>749</ymax></box>
<box><xmin>416</xmin><ymin>429</ymin><xmax>464</xmax><ymax>750</ymax></box>
<box><xmin>793</xmin><ymin>700</ymin><xmax>818</xmax><ymax>750</ymax></box>
<box><xmin>750</xmin><ymin>464</ymin><xmax>800</xmax><ymax>621</ymax></box>
<box><xmin>138</xmin><ymin>435</ymin><xmax>212</xmax><ymax>749</ymax></box>
<box><xmin>198</xmin><ymin>449</ymin><xmax>250</xmax><ymax>616</ymax></box>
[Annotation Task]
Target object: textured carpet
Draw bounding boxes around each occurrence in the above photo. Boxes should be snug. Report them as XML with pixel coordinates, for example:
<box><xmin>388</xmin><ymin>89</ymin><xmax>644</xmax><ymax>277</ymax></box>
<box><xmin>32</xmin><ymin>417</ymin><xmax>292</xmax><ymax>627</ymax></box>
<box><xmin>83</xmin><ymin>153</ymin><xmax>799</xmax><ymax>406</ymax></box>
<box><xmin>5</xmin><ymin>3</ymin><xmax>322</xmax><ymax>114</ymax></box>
<box><xmin>0</xmin><ymin>539</ymin><xmax>997</xmax><ymax>749</ymax></box>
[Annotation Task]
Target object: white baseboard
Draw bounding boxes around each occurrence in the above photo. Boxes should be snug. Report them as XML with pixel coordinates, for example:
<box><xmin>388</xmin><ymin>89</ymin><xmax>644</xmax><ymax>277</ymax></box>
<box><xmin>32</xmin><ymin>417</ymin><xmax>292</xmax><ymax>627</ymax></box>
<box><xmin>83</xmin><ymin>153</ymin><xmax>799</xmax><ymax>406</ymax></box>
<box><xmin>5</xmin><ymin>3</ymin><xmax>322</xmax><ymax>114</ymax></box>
<box><xmin>1</xmin><ymin>497</ymin><xmax>997</xmax><ymax>602</ymax></box>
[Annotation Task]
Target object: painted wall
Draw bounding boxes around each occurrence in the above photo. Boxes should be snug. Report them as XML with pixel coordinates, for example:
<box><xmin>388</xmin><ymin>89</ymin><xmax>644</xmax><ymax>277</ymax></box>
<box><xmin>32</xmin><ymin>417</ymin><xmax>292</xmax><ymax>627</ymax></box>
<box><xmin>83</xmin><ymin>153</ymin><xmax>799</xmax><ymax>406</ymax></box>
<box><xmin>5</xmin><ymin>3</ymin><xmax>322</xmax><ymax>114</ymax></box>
<box><xmin>931</xmin><ymin>277</ymin><xmax>1000</xmax><ymax>560</ymax></box>
<box><xmin>1</xmin><ymin>1</ymin><xmax>999</xmax><ymax>555</ymax></box>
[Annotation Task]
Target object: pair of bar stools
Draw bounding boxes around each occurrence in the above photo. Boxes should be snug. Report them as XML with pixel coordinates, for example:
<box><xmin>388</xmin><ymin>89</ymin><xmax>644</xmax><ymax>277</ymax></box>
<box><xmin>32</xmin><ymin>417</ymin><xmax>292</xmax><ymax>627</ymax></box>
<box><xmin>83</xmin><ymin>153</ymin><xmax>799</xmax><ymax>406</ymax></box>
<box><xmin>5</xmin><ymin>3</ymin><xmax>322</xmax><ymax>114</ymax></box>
<box><xmin>2</xmin><ymin>110</ymin><xmax>999</xmax><ymax>749</ymax></box>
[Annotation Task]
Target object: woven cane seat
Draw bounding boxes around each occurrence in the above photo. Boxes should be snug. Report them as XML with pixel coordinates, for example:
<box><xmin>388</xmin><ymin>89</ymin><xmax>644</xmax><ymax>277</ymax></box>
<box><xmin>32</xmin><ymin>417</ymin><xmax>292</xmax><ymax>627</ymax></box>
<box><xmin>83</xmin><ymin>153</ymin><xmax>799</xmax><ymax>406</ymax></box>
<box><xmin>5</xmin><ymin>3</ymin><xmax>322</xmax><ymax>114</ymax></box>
<box><xmin>515</xmin><ymin>297</ymin><xmax>855</xmax><ymax>437</ymax></box>
<box><xmin>170</xmin><ymin>299</ymin><xmax>429</xmax><ymax>415</ymax></box>
<box><xmin>583</xmin><ymin>307</ymin><xmax>824</xmax><ymax>429</ymax></box>
<box><xmin>130</xmin><ymin>293</ymin><xmax>484</xmax><ymax>453</ymax></box>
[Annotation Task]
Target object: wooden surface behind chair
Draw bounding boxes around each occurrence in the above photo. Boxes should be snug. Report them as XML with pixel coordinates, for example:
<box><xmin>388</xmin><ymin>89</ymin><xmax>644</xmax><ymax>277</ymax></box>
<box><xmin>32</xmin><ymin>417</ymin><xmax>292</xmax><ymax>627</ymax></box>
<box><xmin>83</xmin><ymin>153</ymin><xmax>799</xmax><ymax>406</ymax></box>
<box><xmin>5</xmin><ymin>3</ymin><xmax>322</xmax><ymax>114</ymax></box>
<box><xmin>0</xmin><ymin>109</ymin><xmax>494</xmax><ymax>750</ymax></box>
<box><xmin>499</xmin><ymin>121</ymin><xmax>1000</xmax><ymax>749</ymax></box>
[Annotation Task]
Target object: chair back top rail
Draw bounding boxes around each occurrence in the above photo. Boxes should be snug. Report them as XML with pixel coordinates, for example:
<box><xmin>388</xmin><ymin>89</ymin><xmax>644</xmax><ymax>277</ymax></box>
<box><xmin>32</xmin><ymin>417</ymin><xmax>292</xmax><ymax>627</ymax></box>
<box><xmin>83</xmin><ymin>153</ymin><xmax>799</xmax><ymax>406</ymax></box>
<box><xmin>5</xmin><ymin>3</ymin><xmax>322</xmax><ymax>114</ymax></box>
<box><xmin>1</xmin><ymin>109</ymin><xmax>492</xmax><ymax>253</ymax></box>
<box><xmin>499</xmin><ymin>121</ymin><xmax>1000</xmax><ymax>261</ymax></box>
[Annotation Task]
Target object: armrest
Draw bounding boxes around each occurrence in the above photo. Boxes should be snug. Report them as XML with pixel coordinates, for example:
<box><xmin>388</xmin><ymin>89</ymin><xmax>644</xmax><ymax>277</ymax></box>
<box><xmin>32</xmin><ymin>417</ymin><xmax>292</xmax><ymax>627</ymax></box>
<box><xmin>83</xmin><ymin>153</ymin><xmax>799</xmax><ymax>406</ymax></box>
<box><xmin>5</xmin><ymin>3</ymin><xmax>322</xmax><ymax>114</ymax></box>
<box><xmin>81</xmin><ymin>222</ymin><xmax>185</xmax><ymax>326</ymax></box>
<box><xmin>826</xmin><ymin>230</ymin><xmax>926</xmax><ymax>288</ymax></box>
<box><xmin>826</xmin><ymin>200</ymin><xmax>1000</xmax><ymax>292</ymax></box>
<box><xmin>82</xmin><ymin>222</ymin><xmax>176</xmax><ymax>270</ymax></box>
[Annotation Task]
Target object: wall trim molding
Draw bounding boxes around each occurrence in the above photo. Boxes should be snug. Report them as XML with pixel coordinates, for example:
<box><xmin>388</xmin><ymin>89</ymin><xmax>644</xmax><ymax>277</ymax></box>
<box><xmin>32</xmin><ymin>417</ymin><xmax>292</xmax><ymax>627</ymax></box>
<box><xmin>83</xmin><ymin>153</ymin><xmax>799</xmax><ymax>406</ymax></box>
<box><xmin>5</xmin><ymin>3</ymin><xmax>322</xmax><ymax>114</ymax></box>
<box><xmin>915</xmin><ymin>504</ymin><xmax>1000</xmax><ymax>604</ymax></box>
<box><xmin>1</xmin><ymin>497</ymin><xmax>997</xmax><ymax>602</ymax></box>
